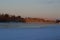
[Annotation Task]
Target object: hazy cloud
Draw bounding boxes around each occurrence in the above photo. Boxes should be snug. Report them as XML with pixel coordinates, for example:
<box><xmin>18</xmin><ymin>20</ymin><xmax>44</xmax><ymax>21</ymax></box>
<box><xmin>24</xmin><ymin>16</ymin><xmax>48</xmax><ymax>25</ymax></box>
<box><xmin>36</xmin><ymin>0</ymin><xmax>60</xmax><ymax>4</ymax></box>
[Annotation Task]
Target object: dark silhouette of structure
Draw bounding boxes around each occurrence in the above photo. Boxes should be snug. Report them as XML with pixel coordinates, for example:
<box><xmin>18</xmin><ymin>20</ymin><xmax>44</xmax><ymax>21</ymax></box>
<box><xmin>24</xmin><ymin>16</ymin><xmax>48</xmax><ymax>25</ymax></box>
<box><xmin>56</xmin><ymin>20</ymin><xmax>60</xmax><ymax>23</ymax></box>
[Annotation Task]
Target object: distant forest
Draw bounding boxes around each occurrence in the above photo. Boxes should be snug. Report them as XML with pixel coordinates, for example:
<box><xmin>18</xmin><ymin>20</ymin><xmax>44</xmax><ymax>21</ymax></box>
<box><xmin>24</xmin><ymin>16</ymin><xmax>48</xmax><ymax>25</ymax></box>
<box><xmin>0</xmin><ymin>13</ymin><xmax>25</xmax><ymax>22</ymax></box>
<box><xmin>0</xmin><ymin>13</ymin><xmax>60</xmax><ymax>23</ymax></box>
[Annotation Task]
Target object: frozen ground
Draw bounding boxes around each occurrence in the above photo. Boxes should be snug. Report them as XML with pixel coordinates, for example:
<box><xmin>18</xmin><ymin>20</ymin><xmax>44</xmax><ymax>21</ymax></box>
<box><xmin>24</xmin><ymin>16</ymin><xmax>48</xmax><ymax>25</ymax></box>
<box><xmin>0</xmin><ymin>23</ymin><xmax>60</xmax><ymax>40</ymax></box>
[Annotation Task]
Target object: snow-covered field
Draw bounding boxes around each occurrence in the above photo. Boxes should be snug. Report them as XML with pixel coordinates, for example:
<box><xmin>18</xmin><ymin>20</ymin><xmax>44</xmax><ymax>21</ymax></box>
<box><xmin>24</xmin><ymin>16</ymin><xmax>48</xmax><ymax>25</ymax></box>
<box><xmin>0</xmin><ymin>23</ymin><xmax>60</xmax><ymax>40</ymax></box>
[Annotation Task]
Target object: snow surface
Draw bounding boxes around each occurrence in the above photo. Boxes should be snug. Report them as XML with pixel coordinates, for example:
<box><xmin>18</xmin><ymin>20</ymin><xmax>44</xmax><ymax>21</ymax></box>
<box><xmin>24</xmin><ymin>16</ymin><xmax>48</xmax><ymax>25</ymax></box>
<box><xmin>0</xmin><ymin>23</ymin><xmax>60</xmax><ymax>40</ymax></box>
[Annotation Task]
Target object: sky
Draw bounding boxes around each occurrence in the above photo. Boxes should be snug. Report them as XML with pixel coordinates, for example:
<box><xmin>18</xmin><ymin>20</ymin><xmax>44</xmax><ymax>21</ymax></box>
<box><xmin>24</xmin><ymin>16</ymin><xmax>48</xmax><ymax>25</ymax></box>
<box><xmin>0</xmin><ymin>0</ymin><xmax>60</xmax><ymax>19</ymax></box>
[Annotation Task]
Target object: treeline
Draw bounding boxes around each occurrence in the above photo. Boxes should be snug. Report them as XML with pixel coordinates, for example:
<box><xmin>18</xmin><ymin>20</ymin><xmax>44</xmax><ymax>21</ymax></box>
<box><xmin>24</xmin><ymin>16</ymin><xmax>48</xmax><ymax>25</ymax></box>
<box><xmin>0</xmin><ymin>13</ymin><xmax>25</xmax><ymax>22</ymax></box>
<box><xmin>0</xmin><ymin>13</ymin><xmax>60</xmax><ymax>23</ymax></box>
